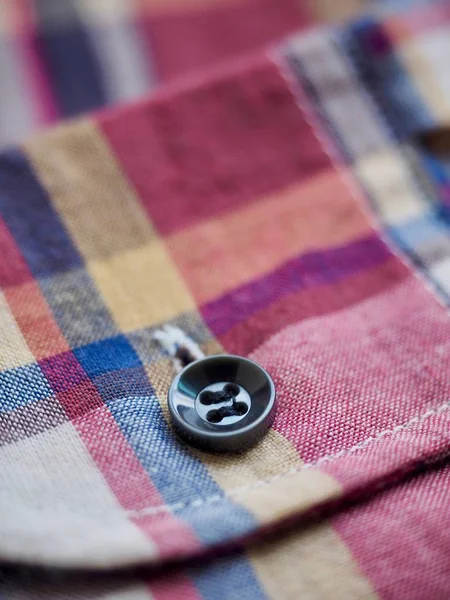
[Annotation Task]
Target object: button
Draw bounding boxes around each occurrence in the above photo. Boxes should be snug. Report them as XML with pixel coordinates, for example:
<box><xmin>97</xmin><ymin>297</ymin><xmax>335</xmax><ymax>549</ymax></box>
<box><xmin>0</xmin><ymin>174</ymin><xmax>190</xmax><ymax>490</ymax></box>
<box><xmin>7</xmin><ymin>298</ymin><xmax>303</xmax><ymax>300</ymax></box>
<box><xmin>168</xmin><ymin>355</ymin><xmax>276</xmax><ymax>452</ymax></box>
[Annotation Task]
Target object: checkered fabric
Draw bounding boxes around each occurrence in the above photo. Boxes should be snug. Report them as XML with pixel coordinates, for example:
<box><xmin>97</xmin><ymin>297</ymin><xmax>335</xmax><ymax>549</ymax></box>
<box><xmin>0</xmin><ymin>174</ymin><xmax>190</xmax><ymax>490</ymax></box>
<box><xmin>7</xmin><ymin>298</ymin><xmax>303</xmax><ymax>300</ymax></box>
<box><xmin>2</xmin><ymin>1</ymin><xmax>450</xmax><ymax>599</ymax></box>
<box><xmin>286</xmin><ymin>2</ymin><xmax>450</xmax><ymax>303</ymax></box>
<box><xmin>0</xmin><ymin>0</ymin><xmax>376</xmax><ymax>148</ymax></box>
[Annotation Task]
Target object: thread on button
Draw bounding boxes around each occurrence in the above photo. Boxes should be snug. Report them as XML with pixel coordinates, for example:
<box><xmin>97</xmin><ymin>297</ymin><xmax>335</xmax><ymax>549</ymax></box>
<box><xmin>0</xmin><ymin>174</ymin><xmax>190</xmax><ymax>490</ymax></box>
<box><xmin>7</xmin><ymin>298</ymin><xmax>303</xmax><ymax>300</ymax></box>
<box><xmin>200</xmin><ymin>383</ymin><xmax>248</xmax><ymax>422</ymax></box>
<box><xmin>152</xmin><ymin>325</ymin><xmax>205</xmax><ymax>372</ymax></box>
<box><xmin>206</xmin><ymin>401</ymin><xmax>248</xmax><ymax>423</ymax></box>
<box><xmin>199</xmin><ymin>383</ymin><xmax>240</xmax><ymax>405</ymax></box>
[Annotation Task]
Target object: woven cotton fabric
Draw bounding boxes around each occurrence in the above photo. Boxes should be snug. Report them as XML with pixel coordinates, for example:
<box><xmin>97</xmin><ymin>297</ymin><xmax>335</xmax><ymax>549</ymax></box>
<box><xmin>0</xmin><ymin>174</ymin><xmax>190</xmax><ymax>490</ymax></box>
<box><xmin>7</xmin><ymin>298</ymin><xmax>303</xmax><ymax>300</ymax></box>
<box><xmin>0</xmin><ymin>0</ymin><xmax>406</xmax><ymax>148</ymax></box>
<box><xmin>2</xmin><ymin>1</ymin><xmax>450</xmax><ymax>598</ymax></box>
<box><xmin>0</xmin><ymin>0</ymin><xmax>359</xmax><ymax>148</ymax></box>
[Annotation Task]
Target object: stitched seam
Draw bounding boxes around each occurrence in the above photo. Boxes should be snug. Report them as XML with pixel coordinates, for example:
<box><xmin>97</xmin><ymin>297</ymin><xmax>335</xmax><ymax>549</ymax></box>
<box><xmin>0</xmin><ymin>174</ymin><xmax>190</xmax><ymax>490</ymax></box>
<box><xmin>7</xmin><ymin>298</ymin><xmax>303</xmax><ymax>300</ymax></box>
<box><xmin>127</xmin><ymin>399</ymin><xmax>450</xmax><ymax>516</ymax></box>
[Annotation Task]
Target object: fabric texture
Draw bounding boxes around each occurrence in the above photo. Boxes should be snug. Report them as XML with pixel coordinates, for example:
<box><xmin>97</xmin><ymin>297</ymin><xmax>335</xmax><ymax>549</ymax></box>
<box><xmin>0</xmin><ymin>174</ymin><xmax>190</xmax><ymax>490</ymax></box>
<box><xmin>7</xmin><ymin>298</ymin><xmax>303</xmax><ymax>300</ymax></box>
<box><xmin>2</xmin><ymin>0</ymin><xmax>450</xmax><ymax>598</ymax></box>
<box><xmin>0</xmin><ymin>0</ymin><xmax>395</xmax><ymax>148</ymax></box>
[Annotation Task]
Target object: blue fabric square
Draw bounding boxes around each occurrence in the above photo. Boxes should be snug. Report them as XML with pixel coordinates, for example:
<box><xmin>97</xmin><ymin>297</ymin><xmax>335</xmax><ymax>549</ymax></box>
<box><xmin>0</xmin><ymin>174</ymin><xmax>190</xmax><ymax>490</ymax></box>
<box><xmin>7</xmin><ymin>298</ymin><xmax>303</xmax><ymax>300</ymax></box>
<box><xmin>338</xmin><ymin>18</ymin><xmax>434</xmax><ymax>140</ymax></box>
<box><xmin>39</xmin><ymin>268</ymin><xmax>118</xmax><ymax>348</ymax></box>
<box><xmin>93</xmin><ymin>366</ymin><xmax>154</xmax><ymax>402</ymax></box>
<box><xmin>108</xmin><ymin>395</ymin><xmax>257</xmax><ymax>545</ymax></box>
<box><xmin>0</xmin><ymin>363</ymin><xmax>53</xmax><ymax>412</ymax></box>
<box><xmin>74</xmin><ymin>335</ymin><xmax>141</xmax><ymax>379</ymax></box>
<box><xmin>392</xmin><ymin>213</ymin><xmax>447</xmax><ymax>247</ymax></box>
<box><xmin>0</xmin><ymin>150</ymin><xmax>82</xmax><ymax>278</ymax></box>
<box><xmin>35</xmin><ymin>0</ymin><xmax>105</xmax><ymax>118</ymax></box>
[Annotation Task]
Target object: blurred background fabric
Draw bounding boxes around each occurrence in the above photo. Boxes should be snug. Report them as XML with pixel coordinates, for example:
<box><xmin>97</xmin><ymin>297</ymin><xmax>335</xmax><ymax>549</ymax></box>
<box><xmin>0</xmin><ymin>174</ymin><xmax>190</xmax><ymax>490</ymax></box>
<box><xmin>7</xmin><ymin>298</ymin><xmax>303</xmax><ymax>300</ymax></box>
<box><xmin>0</xmin><ymin>0</ymin><xmax>422</xmax><ymax>148</ymax></box>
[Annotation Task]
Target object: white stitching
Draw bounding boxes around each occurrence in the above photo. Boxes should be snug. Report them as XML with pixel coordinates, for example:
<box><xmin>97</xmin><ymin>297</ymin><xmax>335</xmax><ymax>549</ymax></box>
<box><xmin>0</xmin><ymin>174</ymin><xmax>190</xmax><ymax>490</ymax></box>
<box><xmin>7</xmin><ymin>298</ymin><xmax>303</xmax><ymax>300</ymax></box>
<box><xmin>152</xmin><ymin>325</ymin><xmax>205</xmax><ymax>372</ymax></box>
<box><xmin>127</xmin><ymin>399</ymin><xmax>450</xmax><ymax>516</ymax></box>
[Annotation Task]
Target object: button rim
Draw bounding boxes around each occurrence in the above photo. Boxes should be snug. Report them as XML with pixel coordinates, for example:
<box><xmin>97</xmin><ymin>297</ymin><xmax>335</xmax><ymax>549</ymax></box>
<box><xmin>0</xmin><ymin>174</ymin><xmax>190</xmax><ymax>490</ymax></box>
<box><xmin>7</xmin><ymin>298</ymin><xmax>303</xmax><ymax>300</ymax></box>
<box><xmin>167</xmin><ymin>354</ymin><xmax>276</xmax><ymax>453</ymax></box>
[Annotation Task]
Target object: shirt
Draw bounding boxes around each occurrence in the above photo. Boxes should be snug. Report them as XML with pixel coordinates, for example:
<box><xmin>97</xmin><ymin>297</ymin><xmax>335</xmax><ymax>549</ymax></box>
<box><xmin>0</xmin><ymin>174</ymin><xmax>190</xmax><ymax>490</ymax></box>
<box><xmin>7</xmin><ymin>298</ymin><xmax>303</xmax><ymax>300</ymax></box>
<box><xmin>1</xmin><ymin>1</ymin><xmax>450</xmax><ymax>598</ymax></box>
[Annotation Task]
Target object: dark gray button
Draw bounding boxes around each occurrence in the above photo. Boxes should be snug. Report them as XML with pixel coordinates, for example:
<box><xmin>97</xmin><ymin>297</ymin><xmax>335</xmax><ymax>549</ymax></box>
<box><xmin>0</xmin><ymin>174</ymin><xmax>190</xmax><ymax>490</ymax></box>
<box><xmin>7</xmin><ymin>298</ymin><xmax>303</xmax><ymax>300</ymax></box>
<box><xmin>168</xmin><ymin>354</ymin><xmax>276</xmax><ymax>452</ymax></box>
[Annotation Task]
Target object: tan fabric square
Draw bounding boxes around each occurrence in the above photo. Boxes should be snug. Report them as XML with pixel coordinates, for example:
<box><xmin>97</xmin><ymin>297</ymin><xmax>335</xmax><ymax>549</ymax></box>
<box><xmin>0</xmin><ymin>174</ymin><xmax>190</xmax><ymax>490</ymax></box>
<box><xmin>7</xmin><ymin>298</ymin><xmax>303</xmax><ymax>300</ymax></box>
<box><xmin>89</xmin><ymin>240</ymin><xmax>196</xmax><ymax>332</ymax></box>
<box><xmin>309</xmin><ymin>0</ymin><xmax>365</xmax><ymax>22</ymax></box>
<box><xmin>234</xmin><ymin>468</ymin><xmax>342</xmax><ymax>524</ymax></box>
<box><xmin>249</xmin><ymin>520</ymin><xmax>376</xmax><ymax>599</ymax></box>
<box><xmin>194</xmin><ymin>429</ymin><xmax>302</xmax><ymax>492</ymax></box>
<box><xmin>26</xmin><ymin>119</ymin><xmax>154</xmax><ymax>261</ymax></box>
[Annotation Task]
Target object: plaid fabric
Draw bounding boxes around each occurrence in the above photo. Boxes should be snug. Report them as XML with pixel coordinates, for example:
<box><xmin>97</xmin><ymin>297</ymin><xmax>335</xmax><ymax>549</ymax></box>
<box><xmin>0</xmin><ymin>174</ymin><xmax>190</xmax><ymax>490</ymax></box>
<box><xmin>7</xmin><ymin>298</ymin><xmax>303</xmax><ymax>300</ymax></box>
<box><xmin>2</xmin><ymin>1</ymin><xmax>450</xmax><ymax>598</ymax></box>
<box><xmin>286</xmin><ymin>2</ymin><xmax>450</xmax><ymax>303</ymax></box>
<box><xmin>0</xmin><ymin>0</ymin><xmax>376</xmax><ymax>148</ymax></box>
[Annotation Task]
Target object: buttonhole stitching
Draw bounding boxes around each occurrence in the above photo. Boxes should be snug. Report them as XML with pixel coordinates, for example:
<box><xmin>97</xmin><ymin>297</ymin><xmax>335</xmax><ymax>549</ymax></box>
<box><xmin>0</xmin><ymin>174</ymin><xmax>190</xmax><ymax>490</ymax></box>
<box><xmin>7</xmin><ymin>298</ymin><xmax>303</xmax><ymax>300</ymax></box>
<box><xmin>152</xmin><ymin>324</ymin><xmax>205</xmax><ymax>372</ymax></box>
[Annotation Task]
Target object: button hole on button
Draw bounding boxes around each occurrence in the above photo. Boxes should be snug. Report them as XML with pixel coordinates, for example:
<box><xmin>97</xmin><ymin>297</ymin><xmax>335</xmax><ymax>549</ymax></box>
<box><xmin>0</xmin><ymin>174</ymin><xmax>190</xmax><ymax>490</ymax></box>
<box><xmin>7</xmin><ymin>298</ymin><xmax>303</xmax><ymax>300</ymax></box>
<box><xmin>223</xmin><ymin>382</ymin><xmax>240</xmax><ymax>396</ymax></box>
<box><xmin>199</xmin><ymin>390</ymin><xmax>216</xmax><ymax>405</ymax></box>
<box><xmin>206</xmin><ymin>409</ymin><xmax>222</xmax><ymax>423</ymax></box>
